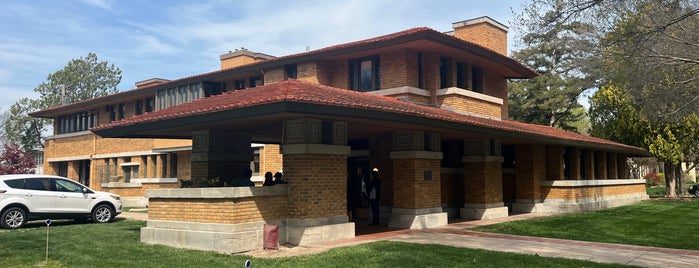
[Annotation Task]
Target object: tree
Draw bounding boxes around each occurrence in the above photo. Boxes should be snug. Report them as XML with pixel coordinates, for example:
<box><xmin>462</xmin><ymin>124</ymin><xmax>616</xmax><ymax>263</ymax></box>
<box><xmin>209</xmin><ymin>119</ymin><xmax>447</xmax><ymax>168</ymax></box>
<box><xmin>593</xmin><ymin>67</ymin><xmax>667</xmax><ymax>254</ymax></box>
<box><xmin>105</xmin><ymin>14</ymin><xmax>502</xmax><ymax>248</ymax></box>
<box><xmin>508</xmin><ymin>0</ymin><xmax>600</xmax><ymax>132</ymax></box>
<box><xmin>517</xmin><ymin>0</ymin><xmax>699</xmax><ymax>197</ymax></box>
<box><xmin>0</xmin><ymin>143</ymin><xmax>36</xmax><ymax>174</ymax></box>
<box><xmin>5</xmin><ymin>53</ymin><xmax>121</xmax><ymax>150</ymax></box>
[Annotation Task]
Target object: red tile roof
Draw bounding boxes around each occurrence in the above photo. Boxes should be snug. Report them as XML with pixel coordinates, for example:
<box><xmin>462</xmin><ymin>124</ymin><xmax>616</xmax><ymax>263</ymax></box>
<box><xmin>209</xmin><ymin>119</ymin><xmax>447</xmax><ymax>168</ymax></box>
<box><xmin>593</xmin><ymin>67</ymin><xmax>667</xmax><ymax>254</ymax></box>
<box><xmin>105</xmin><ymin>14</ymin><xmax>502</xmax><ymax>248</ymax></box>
<box><xmin>31</xmin><ymin>27</ymin><xmax>536</xmax><ymax>118</ymax></box>
<box><xmin>93</xmin><ymin>79</ymin><xmax>646</xmax><ymax>155</ymax></box>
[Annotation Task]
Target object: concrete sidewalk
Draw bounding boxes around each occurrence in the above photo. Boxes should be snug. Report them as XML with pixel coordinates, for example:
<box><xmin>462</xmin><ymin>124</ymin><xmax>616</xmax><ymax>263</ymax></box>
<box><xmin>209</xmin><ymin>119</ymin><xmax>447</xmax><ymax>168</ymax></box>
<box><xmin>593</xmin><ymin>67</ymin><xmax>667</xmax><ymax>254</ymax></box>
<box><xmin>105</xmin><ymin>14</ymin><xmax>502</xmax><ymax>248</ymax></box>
<box><xmin>120</xmin><ymin>212</ymin><xmax>699</xmax><ymax>267</ymax></box>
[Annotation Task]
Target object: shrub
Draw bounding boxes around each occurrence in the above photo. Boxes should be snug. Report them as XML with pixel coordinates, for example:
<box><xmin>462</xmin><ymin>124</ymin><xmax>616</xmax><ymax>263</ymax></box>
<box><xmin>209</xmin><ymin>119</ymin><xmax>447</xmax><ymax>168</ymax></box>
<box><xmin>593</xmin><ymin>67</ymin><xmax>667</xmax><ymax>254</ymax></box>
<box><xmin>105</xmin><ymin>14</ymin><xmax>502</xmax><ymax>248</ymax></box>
<box><xmin>644</xmin><ymin>172</ymin><xmax>664</xmax><ymax>187</ymax></box>
<box><xmin>181</xmin><ymin>177</ymin><xmax>224</xmax><ymax>188</ymax></box>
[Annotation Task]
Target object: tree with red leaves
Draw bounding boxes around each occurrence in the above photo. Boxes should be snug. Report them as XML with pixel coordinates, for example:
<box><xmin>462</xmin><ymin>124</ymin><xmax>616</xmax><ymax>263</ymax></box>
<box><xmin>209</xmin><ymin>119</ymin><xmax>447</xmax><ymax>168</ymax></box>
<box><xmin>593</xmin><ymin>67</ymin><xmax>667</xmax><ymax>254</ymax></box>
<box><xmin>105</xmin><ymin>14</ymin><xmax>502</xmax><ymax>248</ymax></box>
<box><xmin>0</xmin><ymin>143</ymin><xmax>36</xmax><ymax>174</ymax></box>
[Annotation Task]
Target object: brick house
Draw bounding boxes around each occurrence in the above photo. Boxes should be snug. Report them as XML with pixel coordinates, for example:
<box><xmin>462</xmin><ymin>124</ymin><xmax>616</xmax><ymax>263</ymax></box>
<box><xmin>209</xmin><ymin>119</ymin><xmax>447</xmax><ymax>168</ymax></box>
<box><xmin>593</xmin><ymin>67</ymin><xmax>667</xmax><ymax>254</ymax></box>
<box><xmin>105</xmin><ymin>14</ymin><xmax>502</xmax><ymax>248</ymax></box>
<box><xmin>31</xmin><ymin>17</ymin><xmax>649</xmax><ymax>253</ymax></box>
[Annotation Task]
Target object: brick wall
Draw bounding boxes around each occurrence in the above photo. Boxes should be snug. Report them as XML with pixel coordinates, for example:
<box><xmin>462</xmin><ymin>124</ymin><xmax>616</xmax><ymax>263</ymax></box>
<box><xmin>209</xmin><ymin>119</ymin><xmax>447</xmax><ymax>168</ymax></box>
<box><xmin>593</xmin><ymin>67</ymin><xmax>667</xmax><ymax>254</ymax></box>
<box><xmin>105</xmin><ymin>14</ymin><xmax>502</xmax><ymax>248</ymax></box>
<box><xmin>440</xmin><ymin>171</ymin><xmax>464</xmax><ymax>206</ymax></box>
<box><xmin>453</xmin><ymin>22</ymin><xmax>508</xmax><ymax>55</ymax></box>
<box><xmin>260</xmin><ymin>144</ymin><xmax>283</xmax><ymax>175</ymax></box>
<box><xmin>381</xmin><ymin>49</ymin><xmax>410</xmax><ymax>89</ymax></box>
<box><xmin>463</xmin><ymin>161</ymin><xmax>502</xmax><ymax>204</ymax></box>
<box><xmin>148</xmin><ymin>195</ymin><xmax>288</xmax><ymax>224</ymax></box>
<box><xmin>264</xmin><ymin>67</ymin><xmax>285</xmax><ymax>84</ymax></box>
<box><xmin>541</xmin><ymin>184</ymin><xmax>646</xmax><ymax>200</ymax></box>
<box><xmin>297</xmin><ymin>62</ymin><xmax>320</xmax><ymax>84</ymax></box>
<box><xmin>422</xmin><ymin>53</ymin><xmax>441</xmax><ymax>105</ymax></box>
<box><xmin>318</xmin><ymin>59</ymin><xmax>348</xmax><ymax>89</ymax></box>
<box><xmin>515</xmin><ymin>144</ymin><xmax>545</xmax><ymax>200</ymax></box>
<box><xmin>437</xmin><ymin>95</ymin><xmax>501</xmax><ymax>117</ymax></box>
<box><xmin>595</xmin><ymin>151</ymin><xmax>608</xmax><ymax>179</ymax></box>
<box><xmin>546</xmin><ymin>145</ymin><xmax>564</xmax><ymax>180</ymax></box>
<box><xmin>392</xmin><ymin>158</ymin><xmax>441</xmax><ymax>209</ymax></box>
<box><xmin>284</xmin><ymin>154</ymin><xmax>347</xmax><ymax>218</ymax></box>
<box><xmin>105</xmin><ymin>183</ymin><xmax>179</xmax><ymax>197</ymax></box>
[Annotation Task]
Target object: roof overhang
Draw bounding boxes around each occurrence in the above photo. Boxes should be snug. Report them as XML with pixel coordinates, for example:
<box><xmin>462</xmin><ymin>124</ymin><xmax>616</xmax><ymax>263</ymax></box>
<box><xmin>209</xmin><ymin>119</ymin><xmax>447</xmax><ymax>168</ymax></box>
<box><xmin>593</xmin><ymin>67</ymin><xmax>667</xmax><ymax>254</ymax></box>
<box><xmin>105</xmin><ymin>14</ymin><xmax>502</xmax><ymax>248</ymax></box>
<box><xmin>92</xmin><ymin>80</ymin><xmax>648</xmax><ymax>156</ymax></box>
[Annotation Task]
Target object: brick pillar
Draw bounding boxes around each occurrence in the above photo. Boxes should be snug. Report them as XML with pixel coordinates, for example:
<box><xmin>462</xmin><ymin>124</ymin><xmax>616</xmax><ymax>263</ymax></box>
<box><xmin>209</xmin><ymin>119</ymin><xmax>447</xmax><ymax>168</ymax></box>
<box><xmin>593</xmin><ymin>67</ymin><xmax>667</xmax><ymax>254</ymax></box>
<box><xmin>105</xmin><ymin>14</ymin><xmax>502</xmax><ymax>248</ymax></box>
<box><xmin>607</xmin><ymin>153</ymin><xmax>618</xmax><ymax>179</ymax></box>
<box><xmin>512</xmin><ymin>144</ymin><xmax>546</xmax><ymax>213</ymax></box>
<box><xmin>156</xmin><ymin>155</ymin><xmax>166</xmax><ymax>178</ymax></box>
<box><xmin>546</xmin><ymin>145</ymin><xmax>564</xmax><ymax>180</ymax></box>
<box><xmin>618</xmin><ymin>154</ymin><xmax>628</xmax><ymax>179</ymax></box>
<box><xmin>461</xmin><ymin>139</ymin><xmax>508</xmax><ymax>220</ymax></box>
<box><xmin>190</xmin><ymin>130</ymin><xmax>252</xmax><ymax>185</ymax></box>
<box><xmin>567</xmin><ymin>147</ymin><xmax>581</xmax><ymax>180</ymax></box>
<box><xmin>423</xmin><ymin>53</ymin><xmax>440</xmax><ymax>106</ymax></box>
<box><xmin>282</xmin><ymin>118</ymin><xmax>354</xmax><ymax>246</ymax></box>
<box><xmin>595</xmin><ymin>151</ymin><xmax>608</xmax><ymax>180</ymax></box>
<box><xmin>147</xmin><ymin>155</ymin><xmax>156</xmax><ymax>178</ymax></box>
<box><xmin>389</xmin><ymin>131</ymin><xmax>447</xmax><ymax>229</ymax></box>
<box><xmin>582</xmin><ymin>150</ymin><xmax>595</xmax><ymax>180</ymax></box>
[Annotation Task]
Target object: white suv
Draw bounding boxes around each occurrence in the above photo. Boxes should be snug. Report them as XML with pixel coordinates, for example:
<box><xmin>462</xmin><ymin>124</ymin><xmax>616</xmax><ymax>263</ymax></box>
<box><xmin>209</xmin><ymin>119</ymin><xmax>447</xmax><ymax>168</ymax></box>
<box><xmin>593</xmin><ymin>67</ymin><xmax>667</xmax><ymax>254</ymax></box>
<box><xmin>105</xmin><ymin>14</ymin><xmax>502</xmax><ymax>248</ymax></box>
<box><xmin>0</xmin><ymin>174</ymin><xmax>122</xmax><ymax>229</ymax></box>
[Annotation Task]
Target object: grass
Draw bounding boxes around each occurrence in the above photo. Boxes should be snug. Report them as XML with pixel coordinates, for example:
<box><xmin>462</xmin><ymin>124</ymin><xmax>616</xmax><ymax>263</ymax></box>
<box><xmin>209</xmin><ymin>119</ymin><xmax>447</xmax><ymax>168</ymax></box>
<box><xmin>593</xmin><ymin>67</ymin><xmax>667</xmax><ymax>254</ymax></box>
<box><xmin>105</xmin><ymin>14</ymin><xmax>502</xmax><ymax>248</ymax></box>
<box><xmin>647</xmin><ymin>182</ymin><xmax>698</xmax><ymax>197</ymax></box>
<box><xmin>474</xmin><ymin>200</ymin><xmax>699</xmax><ymax>250</ymax></box>
<box><xmin>0</xmin><ymin>220</ymin><xmax>631</xmax><ymax>268</ymax></box>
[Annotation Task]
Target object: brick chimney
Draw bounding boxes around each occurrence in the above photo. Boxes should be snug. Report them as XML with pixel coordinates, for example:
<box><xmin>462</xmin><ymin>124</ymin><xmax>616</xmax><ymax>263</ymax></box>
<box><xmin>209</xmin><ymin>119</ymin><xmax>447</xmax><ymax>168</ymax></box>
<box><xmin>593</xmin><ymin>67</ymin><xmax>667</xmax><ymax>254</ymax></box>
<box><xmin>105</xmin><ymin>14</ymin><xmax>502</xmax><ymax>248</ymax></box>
<box><xmin>450</xmin><ymin>16</ymin><xmax>508</xmax><ymax>55</ymax></box>
<box><xmin>220</xmin><ymin>48</ymin><xmax>275</xmax><ymax>69</ymax></box>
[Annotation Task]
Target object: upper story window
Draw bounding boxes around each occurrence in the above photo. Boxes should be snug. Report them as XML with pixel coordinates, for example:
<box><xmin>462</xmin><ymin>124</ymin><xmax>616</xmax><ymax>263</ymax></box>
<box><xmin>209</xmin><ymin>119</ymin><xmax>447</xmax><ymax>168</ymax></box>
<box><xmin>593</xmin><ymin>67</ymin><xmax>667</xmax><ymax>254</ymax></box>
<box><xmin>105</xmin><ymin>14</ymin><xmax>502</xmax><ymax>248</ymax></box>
<box><xmin>285</xmin><ymin>64</ymin><xmax>298</xmax><ymax>79</ymax></box>
<box><xmin>249</xmin><ymin>76</ymin><xmax>263</xmax><ymax>88</ymax></box>
<box><xmin>155</xmin><ymin>82</ymin><xmax>204</xmax><ymax>110</ymax></box>
<box><xmin>234</xmin><ymin>79</ymin><xmax>246</xmax><ymax>90</ymax></box>
<box><xmin>472</xmin><ymin>66</ymin><xmax>484</xmax><ymax>93</ymax></box>
<box><xmin>349</xmin><ymin>55</ymin><xmax>380</xmax><ymax>92</ymax></box>
<box><xmin>135</xmin><ymin>97</ymin><xmax>155</xmax><ymax>116</ymax></box>
<box><xmin>57</xmin><ymin>111</ymin><xmax>95</xmax><ymax>134</ymax></box>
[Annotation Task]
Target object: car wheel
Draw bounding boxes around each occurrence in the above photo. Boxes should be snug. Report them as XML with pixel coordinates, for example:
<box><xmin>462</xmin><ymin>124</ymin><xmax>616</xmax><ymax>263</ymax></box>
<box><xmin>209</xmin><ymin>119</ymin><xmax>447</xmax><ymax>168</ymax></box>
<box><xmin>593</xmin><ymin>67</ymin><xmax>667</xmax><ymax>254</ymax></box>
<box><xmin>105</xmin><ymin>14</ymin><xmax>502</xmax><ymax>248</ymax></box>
<box><xmin>91</xmin><ymin>204</ymin><xmax>114</xmax><ymax>223</ymax></box>
<box><xmin>1</xmin><ymin>207</ymin><xmax>27</xmax><ymax>229</ymax></box>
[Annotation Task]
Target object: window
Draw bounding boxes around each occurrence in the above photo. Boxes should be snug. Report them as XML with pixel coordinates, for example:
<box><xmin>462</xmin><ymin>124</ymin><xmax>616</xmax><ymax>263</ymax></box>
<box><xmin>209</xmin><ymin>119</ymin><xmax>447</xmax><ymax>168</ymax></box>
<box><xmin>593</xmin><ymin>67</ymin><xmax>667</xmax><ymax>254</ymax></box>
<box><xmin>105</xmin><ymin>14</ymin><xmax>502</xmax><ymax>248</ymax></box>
<box><xmin>249</xmin><ymin>76</ymin><xmax>263</xmax><ymax>88</ymax></box>
<box><xmin>456</xmin><ymin>62</ymin><xmax>466</xmax><ymax>88</ymax></box>
<box><xmin>55</xmin><ymin>178</ymin><xmax>83</xmax><ymax>192</ymax></box>
<box><xmin>58</xmin><ymin>162</ymin><xmax>68</xmax><ymax>177</ymax></box>
<box><xmin>349</xmin><ymin>55</ymin><xmax>380</xmax><ymax>92</ymax></box>
<box><xmin>136</xmin><ymin>100</ymin><xmax>143</xmax><ymax>115</ymax></box>
<box><xmin>123</xmin><ymin>165</ymin><xmax>139</xmax><ymax>183</ymax></box>
<box><xmin>439</xmin><ymin>57</ymin><xmax>448</xmax><ymax>88</ymax></box>
<box><xmin>57</xmin><ymin>111</ymin><xmax>94</xmax><ymax>134</ymax></box>
<box><xmin>169</xmin><ymin>153</ymin><xmax>178</xmax><ymax>178</ymax></box>
<box><xmin>472</xmin><ymin>66</ymin><xmax>484</xmax><ymax>93</ymax></box>
<box><xmin>155</xmin><ymin>82</ymin><xmax>208</xmax><ymax>110</ymax></box>
<box><xmin>285</xmin><ymin>64</ymin><xmax>298</xmax><ymax>79</ymax></box>
<box><xmin>117</xmin><ymin>103</ymin><xmax>125</xmax><ymax>120</ymax></box>
<box><xmin>108</xmin><ymin>105</ymin><xmax>116</xmax><ymax>122</ymax></box>
<box><xmin>145</xmin><ymin>97</ymin><xmax>154</xmax><ymax>113</ymax></box>
<box><xmin>417</xmin><ymin>53</ymin><xmax>423</xmax><ymax>89</ymax></box>
<box><xmin>234</xmin><ymin>79</ymin><xmax>246</xmax><ymax>90</ymax></box>
<box><xmin>24</xmin><ymin>178</ymin><xmax>49</xmax><ymax>191</ymax></box>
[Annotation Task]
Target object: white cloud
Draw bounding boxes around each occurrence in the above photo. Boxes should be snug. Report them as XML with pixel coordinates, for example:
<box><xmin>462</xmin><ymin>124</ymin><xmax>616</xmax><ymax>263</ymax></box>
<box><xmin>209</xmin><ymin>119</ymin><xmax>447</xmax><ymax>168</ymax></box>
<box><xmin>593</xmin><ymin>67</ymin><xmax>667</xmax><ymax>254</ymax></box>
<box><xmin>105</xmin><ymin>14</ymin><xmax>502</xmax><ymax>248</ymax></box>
<box><xmin>79</xmin><ymin>0</ymin><xmax>114</xmax><ymax>11</ymax></box>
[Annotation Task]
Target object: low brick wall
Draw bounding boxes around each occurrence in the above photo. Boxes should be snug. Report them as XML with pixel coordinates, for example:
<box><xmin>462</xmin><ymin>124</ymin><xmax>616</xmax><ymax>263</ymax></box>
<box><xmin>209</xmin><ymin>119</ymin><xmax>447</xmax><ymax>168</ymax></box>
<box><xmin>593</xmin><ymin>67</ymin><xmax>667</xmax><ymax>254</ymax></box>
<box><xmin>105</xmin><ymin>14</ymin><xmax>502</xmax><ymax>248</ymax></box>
<box><xmin>539</xmin><ymin>179</ymin><xmax>648</xmax><ymax>213</ymax></box>
<box><xmin>141</xmin><ymin>185</ymin><xmax>290</xmax><ymax>253</ymax></box>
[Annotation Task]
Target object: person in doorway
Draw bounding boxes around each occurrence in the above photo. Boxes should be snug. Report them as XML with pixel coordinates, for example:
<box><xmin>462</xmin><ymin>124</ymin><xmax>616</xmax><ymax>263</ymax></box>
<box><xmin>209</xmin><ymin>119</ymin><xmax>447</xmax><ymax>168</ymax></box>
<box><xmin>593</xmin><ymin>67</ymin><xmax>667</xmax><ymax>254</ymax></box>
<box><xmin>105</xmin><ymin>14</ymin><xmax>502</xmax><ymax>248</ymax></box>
<box><xmin>273</xmin><ymin>172</ymin><xmax>286</xmax><ymax>184</ymax></box>
<box><xmin>368</xmin><ymin>168</ymin><xmax>381</xmax><ymax>225</ymax></box>
<box><xmin>263</xmin><ymin>172</ymin><xmax>275</xmax><ymax>186</ymax></box>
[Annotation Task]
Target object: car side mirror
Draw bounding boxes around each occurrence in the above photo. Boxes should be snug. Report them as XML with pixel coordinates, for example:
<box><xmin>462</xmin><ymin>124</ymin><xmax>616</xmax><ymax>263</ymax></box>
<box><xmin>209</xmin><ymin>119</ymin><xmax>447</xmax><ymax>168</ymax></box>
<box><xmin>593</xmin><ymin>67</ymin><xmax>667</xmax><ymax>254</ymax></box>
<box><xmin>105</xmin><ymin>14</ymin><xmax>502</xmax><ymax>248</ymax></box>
<box><xmin>82</xmin><ymin>187</ymin><xmax>89</xmax><ymax>193</ymax></box>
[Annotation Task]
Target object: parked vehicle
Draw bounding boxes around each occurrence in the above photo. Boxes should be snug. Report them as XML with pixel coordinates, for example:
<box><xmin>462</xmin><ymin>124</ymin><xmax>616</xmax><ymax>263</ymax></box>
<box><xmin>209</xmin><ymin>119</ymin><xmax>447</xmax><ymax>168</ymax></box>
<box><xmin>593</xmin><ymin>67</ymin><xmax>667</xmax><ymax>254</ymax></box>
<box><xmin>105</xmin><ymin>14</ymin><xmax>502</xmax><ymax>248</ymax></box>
<box><xmin>0</xmin><ymin>174</ymin><xmax>122</xmax><ymax>229</ymax></box>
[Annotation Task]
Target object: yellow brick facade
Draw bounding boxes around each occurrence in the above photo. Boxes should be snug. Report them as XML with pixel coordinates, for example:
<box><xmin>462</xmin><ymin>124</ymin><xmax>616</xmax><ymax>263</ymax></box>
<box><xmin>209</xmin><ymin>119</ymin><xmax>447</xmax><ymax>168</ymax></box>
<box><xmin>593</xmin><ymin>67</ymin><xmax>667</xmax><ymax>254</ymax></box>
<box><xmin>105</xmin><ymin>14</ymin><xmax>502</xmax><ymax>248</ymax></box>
<box><xmin>148</xmin><ymin>196</ymin><xmax>288</xmax><ymax>224</ymax></box>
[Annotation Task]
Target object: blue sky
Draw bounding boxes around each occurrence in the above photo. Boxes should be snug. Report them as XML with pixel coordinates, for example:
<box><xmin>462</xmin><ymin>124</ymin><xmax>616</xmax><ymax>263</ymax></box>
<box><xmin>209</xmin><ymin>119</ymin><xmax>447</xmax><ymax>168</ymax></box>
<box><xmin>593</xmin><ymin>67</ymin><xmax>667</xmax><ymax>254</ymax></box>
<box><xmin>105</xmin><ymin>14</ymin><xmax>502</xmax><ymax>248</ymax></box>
<box><xmin>0</xmin><ymin>0</ymin><xmax>526</xmax><ymax>112</ymax></box>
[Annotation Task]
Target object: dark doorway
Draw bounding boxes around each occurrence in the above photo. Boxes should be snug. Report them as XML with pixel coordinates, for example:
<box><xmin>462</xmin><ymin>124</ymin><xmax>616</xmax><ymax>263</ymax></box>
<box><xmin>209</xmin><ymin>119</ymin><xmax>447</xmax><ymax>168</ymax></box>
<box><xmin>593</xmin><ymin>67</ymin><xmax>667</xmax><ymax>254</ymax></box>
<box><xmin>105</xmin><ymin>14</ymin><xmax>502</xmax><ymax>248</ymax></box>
<box><xmin>79</xmin><ymin>160</ymin><xmax>91</xmax><ymax>187</ymax></box>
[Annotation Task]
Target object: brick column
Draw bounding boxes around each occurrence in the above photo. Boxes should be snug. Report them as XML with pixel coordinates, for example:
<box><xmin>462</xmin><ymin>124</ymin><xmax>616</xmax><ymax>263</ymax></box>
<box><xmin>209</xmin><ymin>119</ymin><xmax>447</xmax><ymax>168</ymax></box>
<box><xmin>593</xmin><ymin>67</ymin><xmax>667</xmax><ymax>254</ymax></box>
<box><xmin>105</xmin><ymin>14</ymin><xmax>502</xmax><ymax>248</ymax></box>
<box><xmin>582</xmin><ymin>150</ymin><xmax>595</xmax><ymax>180</ymax></box>
<box><xmin>512</xmin><ymin>144</ymin><xmax>546</xmax><ymax>213</ymax></box>
<box><xmin>156</xmin><ymin>155</ymin><xmax>166</xmax><ymax>178</ymax></box>
<box><xmin>190</xmin><ymin>130</ymin><xmax>252</xmax><ymax>185</ymax></box>
<box><xmin>607</xmin><ymin>153</ymin><xmax>618</xmax><ymax>179</ymax></box>
<box><xmin>567</xmin><ymin>147</ymin><xmax>581</xmax><ymax>180</ymax></box>
<box><xmin>389</xmin><ymin>131</ymin><xmax>447</xmax><ymax>229</ymax></box>
<box><xmin>147</xmin><ymin>155</ymin><xmax>156</xmax><ymax>178</ymax></box>
<box><xmin>618</xmin><ymin>154</ymin><xmax>628</xmax><ymax>179</ymax></box>
<box><xmin>546</xmin><ymin>145</ymin><xmax>564</xmax><ymax>180</ymax></box>
<box><xmin>461</xmin><ymin>139</ymin><xmax>508</xmax><ymax>219</ymax></box>
<box><xmin>595</xmin><ymin>151</ymin><xmax>608</xmax><ymax>180</ymax></box>
<box><xmin>282</xmin><ymin>118</ymin><xmax>354</xmax><ymax>246</ymax></box>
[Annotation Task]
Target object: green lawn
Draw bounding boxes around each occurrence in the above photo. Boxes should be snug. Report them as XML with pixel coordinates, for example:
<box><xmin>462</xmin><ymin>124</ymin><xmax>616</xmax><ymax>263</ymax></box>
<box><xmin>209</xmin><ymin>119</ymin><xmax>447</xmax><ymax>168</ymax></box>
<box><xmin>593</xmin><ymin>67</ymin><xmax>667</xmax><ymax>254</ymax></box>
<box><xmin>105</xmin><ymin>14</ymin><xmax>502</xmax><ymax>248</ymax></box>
<box><xmin>474</xmin><ymin>200</ymin><xmax>699</xmax><ymax>250</ymax></box>
<box><xmin>0</xmin><ymin>220</ymin><xmax>631</xmax><ymax>268</ymax></box>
